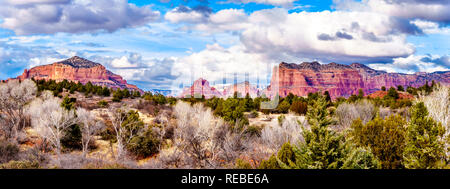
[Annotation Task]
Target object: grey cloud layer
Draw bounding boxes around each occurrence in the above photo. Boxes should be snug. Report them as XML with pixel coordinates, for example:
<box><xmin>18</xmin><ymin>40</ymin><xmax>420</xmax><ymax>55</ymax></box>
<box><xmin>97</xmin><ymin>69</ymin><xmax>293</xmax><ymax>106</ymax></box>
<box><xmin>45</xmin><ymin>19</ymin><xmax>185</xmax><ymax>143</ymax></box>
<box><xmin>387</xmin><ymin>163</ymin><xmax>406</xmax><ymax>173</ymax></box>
<box><xmin>0</xmin><ymin>0</ymin><xmax>161</xmax><ymax>35</ymax></box>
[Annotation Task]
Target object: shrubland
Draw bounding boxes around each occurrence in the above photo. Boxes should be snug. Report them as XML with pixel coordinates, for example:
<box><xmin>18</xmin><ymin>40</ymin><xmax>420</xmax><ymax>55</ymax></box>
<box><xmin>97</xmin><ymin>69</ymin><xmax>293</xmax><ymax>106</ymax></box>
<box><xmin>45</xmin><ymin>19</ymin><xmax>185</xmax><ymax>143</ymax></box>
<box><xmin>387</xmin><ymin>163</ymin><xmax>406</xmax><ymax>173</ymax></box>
<box><xmin>0</xmin><ymin>79</ymin><xmax>448</xmax><ymax>169</ymax></box>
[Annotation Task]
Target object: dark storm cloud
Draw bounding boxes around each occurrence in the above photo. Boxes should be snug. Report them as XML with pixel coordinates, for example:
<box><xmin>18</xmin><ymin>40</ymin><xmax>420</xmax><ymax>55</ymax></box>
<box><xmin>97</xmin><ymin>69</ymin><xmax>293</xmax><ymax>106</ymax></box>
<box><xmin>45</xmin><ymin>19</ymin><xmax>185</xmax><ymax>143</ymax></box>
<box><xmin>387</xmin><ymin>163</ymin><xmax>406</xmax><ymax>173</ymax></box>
<box><xmin>420</xmin><ymin>55</ymin><xmax>450</xmax><ymax>68</ymax></box>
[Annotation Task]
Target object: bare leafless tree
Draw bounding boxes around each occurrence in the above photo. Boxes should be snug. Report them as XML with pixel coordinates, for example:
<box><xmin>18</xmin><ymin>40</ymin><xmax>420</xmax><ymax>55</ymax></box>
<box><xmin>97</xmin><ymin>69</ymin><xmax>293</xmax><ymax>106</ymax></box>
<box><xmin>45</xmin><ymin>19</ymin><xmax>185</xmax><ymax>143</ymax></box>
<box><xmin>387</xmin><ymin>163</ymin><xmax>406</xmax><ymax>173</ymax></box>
<box><xmin>76</xmin><ymin>108</ymin><xmax>105</xmax><ymax>158</ymax></box>
<box><xmin>335</xmin><ymin>99</ymin><xmax>376</xmax><ymax>131</ymax></box>
<box><xmin>261</xmin><ymin>115</ymin><xmax>304</xmax><ymax>152</ymax></box>
<box><xmin>0</xmin><ymin>79</ymin><xmax>37</xmax><ymax>141</ymax></box>
<box><xmin>27</xmin><ymin>91</ymin><xmax>78</xmax><ymax>165</ymax></box>
<box><xmin>171</xmin><ymin>101</ymin><xmax>224</xmax><ymax>168</ymax></box>
<box><xmin>108</xmin><ymin>106</ymin><xmax>143</xmax><ymax>160</ymax></box>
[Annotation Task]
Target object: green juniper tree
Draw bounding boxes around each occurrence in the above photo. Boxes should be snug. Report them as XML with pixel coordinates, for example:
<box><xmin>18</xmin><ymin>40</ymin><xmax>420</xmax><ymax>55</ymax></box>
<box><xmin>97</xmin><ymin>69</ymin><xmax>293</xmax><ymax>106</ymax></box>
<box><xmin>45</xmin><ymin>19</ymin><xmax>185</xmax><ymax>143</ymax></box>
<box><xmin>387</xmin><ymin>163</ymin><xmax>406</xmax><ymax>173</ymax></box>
<box><xmin>280</xmin><ymin>95</ymin><xmax>347</xmax><ymax>169</ymax></box>
<box><xmin>403</xmin><ymin>102</ymin><xmax>447</xmax><ymax>169</ymax></box>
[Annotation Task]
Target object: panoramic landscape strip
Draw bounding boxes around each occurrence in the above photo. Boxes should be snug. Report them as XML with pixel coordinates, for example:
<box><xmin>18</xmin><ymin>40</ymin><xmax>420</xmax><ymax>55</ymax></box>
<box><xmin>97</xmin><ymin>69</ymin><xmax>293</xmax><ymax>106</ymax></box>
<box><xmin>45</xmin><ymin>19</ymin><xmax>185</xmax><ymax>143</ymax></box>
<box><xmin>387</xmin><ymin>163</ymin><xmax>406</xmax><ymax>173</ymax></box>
<box><xmin>0</xmin><ymin>0</ymin><xmax>449</xmax><ymax>173</ymax></box>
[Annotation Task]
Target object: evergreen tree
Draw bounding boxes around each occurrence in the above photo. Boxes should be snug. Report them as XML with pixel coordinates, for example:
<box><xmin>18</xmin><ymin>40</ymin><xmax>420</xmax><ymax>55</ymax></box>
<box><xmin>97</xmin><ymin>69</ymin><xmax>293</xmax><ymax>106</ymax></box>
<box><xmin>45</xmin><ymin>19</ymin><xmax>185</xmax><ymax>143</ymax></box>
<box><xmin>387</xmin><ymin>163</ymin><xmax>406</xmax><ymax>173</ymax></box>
<box><xmin>61</xmin><ymin>95</ymin><xmax>76</xmax><ymax>110</ymax></box>
<box><xmin>284</xmin><ymin>95</ymin><xmax>347</xmax><ymax>169</ymax></box>
<box><xmin>276</xmin><ymin>100</ymin><xmax>291</xmax><ymax>114</ymax></box>
<box><xmin>397</xmin><ymin>85</ymin><xmax>405</xmax><ymax>92</ymax></box>
<box><xmin>385</xmin><ymin>87</ymin><xmax>399</xmax><ymax>100</ymax></box>
<box><xmin>381</xmin><ymin>86</ymin><xmax>386</xmax><ymax>91</ymax></box>
<box><xmin>324</xmin><ymin>91</ymin><xmax>332</xmax><ymax>104</ymax></box>
<box><xmin>357</xmin><ymin>89</ymin><xmax>364</xmax><ymax>99</ymax></box>
<box><xmin>342</xmin><ymin>147</ymin><xmax>381</xmax><ymax>169</ymax></box>
<box><xmin>403</xmin><ymin>102</ymin><xmax>446</xmax><ymax>169</ymax></box>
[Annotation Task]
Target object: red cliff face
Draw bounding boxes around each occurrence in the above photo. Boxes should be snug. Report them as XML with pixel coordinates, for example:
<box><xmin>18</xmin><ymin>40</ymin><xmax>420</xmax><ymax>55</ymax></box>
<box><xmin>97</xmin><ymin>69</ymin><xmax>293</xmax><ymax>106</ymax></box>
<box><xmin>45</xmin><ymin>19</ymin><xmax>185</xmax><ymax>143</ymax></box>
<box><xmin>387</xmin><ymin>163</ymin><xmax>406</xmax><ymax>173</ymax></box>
<box><xmin>266</xmin><ymin>62</ymin><xmax>450</xmax><ymax>98</ymax></box>
<box><xmin>14</xmin><ymin>56</ymin><xmax>142</xmax><ymax>92</ymax></box>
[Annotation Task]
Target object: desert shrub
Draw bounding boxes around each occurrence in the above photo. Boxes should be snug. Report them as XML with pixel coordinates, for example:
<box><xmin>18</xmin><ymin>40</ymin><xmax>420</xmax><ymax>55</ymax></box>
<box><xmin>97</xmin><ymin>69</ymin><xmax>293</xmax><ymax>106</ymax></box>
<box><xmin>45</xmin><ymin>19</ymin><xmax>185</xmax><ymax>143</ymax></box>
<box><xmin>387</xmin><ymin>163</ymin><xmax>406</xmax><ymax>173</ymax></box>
<box><xmin>248</xmin><ymin>110</ymin><xmax>259</xmax><ymax>118</ymax></box>
<box><xmin>277</xmin><ymin>142</ymin><xmax>296</xmax><ymax>166</ymax></box>
<box><xmin>290</xmin><ymin>101</ymin><xmax>308</xmax><ymax>115</ymax></box>
<box><xmin>349</xmin><ymin>115</ymin><xmax>407</xmax><ymax>169</ymax></box>
<box><xmin>259</xmin><ymin>142</ymin><xmax>296</xmax><ymax>169</ymax></box>
<box><xmin>127</xmin><ymin>128</ymin><xmax>161</xmax><ymax>159</ymax></box>
<box><xmin>342</xmin><ymin>147</ymin><xmax>381</xmax><ymax>169</ymax></box>
<box><xmin>234</xmin><ymin>158</ymin><xmax>252</xmax><ymax>169</ymax></box>
<box><xmin>244</xmin><ymin>125</ymin><xmax>263</xmax><ymax>137</ymax></box>
<box><xmin>97</xmin><ymin>100</ymin><xmax>108</xmax><ymax>108</ymax></box>
<box><xmin>0</xmin><ymin>141</ymin><xmax>20</xmax><ymax>164</ymax></box>
<box><xmin>276</xmin><ymin>100</ymin><xmax>290</xmax><ymax>114</ymax></box>
<box><xmin>385</xmin><ymin>87</ymin><xmax>399</xmax><ymax>100</ymax></box>
<box><xmin>277</xmin><ymin>115</ymin><xmax>285</xmax><ymax>126</ymax></box>
<box><xmin>258</xmin><ymin>154</ymin><xmax>281</xmax><ymax>169</ymax></box>
<box><xmin>261</xmin><ymin>116</ymin><xmax>303</xmax><ymax>151</ymax></box>
<box><xmin>82</xmin><ymin>162</ymin><xmax>129</xmax><ymax>169</ymax></box>
<box><xmin>0</xmin><ymin>160</ymin><xmax>40</xmax><ymax>169</ymax></box>
<box><xmin>215</xmin><ymin>98</ymin><xmax>248</xmax><ymax>125</ymax></box>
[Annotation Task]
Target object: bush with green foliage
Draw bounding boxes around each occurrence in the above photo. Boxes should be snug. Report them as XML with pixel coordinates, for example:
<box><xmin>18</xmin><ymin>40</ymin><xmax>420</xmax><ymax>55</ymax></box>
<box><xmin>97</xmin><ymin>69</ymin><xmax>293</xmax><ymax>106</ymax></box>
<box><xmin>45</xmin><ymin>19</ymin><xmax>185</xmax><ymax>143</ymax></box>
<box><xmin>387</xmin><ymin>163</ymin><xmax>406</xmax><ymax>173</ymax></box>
<box><xmin>126</xmin><ymin>127</ymin><xmax>161</xmax><ymax>159</ymax></box>
<box><xmin>385</xmin><ymin>87</ymin><xmax>399</xmax><ymax>100</ymax></box>
<box><xmin>341</xmin><ymin>147</ymin><xmax>381</xmax><ymax>169</ymax></box>
<box><xmin>349</xmin><ymin>115</ymin><xmax>407</xmax><ymax>169</ymax></box>
<box><xmin>0</xmin><ymin>160</ymin><xmax>40</xmax><ymax>169</ymax></box>
<box><xmin>403</xmin><ymin>102</ymin><xmax>447</xmax><ymax>169</ymax></box>
<box><xmin>234</xmin><ymin>158</ymin><xmax>253</xmax><ymax>169</ymax></box>
<box><xmin>276</xmin><ymin>100</ymin><xmax>291</xmax><ymax>114</ymax></box>
<box><xmin>97</xmin><ymin>100</ymin><xmax>108</xmax><ymax>108</ymax></box>
<box><xmin>277</xmin><ymin>115</ymin><xmax>285</xmax><ymax>126</ymax></box>
<box><xmin>244</xmin><ymin>125</ymin><xmax>263</xmax><ymax>137</ymax></box>
<box><xmin>290</xmin><ymin>101</ymin><xmax>308</xmax><ymax>115</ymax></box>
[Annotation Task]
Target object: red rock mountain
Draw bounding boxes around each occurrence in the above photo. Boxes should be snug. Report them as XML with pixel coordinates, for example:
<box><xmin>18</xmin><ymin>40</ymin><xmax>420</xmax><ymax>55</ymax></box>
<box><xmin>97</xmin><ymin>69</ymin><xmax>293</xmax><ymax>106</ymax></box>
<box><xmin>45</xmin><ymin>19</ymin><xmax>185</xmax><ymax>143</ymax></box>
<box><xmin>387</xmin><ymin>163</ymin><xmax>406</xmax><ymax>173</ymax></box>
<box><xmin>13</xmin><ymin>56</ymin><xmax>142</xmax><ymax>92</ymax></box>
<box><xmin>265</xmin><ymin>62</ymin><xmax>450</xmax><ymax>98</ymax></box>
<box><xmin>222</xmin><ymin>81</ymin><xmax>260</xmax><ymax>98</ymax></box>
<box><xmin>179</xmin><ymin>78</ymin><xmax>222</xmax><ymax>98</ymax></box>
<box><xmin>180</xmin><ymin>79</ymin><xmax>260</xmax><ymax>99</ymax></box>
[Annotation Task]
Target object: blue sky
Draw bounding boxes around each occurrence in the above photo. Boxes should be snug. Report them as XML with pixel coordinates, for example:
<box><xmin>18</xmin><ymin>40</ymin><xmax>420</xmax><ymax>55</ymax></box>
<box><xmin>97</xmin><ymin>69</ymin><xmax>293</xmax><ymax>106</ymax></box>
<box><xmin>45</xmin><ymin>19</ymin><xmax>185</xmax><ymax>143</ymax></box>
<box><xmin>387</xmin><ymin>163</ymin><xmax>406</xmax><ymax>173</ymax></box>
<box><xmin>0</xmin><ymin>0</ymin><xmax>448</xmax><ymax>92</ymax></box>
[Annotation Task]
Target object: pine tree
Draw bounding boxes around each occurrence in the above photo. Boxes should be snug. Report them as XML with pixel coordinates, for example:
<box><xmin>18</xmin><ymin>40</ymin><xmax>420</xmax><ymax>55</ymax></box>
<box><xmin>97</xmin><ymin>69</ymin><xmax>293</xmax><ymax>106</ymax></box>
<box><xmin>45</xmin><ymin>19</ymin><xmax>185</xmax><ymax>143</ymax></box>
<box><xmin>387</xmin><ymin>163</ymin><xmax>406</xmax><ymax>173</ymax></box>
<box><xmin>403</xmin><ymin>102</ymin><xmax>446</xmax><ymax>169</ymax></box>
<box><xmin>286</xmin><ymin>95</ymin><xmax>347</xmax><ymax>169</ymax></box>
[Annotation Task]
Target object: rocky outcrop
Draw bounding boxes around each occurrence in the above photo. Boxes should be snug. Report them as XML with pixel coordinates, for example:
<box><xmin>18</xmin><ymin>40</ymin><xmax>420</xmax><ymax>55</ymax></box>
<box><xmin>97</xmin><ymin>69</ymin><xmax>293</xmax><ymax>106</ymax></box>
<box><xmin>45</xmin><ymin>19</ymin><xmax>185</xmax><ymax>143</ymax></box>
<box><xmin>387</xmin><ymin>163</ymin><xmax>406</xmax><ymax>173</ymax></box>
<box><xmin>179</xmin><ymin>78</ymin><xmax>222</xmax><ymax>98</ymax></box>
<box><xmin>13</xmin><ymin>56</ymin><xmax>142</xmax><ymax>92</ymax></box>
<box><xmin>180</xmin><ymin>79</ymin><xmax>261</xmax><ymax>99</ymax></box>
<box><xmin>222</xmin><ymin>81</ymin><xmax>260</xmax><ymax>98</ymax></box>
<box><xmin>266</xmin><ymin>62</ymin><xmax>450</xmax><ymax>98</ymax></box>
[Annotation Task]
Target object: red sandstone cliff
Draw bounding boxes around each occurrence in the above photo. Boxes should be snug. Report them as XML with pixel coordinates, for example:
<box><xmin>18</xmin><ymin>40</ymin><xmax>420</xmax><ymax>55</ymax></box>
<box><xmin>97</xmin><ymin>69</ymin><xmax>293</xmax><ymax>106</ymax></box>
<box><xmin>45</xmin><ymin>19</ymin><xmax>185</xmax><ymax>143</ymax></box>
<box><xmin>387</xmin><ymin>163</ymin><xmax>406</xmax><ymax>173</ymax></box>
<box><xmin>266</xmin><ymin>62</ymin><xmax>450</xmax><ymax>98</ymax></box>
<box><xmin>13</xmin><ymin>56</ymin><xmax>142</xmax><ymax>92</ymax></box>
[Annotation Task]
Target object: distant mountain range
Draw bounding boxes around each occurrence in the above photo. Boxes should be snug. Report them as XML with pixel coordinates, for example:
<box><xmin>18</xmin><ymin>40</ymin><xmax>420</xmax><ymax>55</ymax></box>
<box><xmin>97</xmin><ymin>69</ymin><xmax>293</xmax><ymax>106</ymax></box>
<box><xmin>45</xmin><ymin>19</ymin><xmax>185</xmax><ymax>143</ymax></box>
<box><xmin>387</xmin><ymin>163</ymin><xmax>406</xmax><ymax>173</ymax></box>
<box><xmin>5</xmin><ymin>56</ymin><xmax>449</xmax><ymax>98</ymax></box>
<box><xmin>181</xmin><ymin>62</ymin><xmax>449</xmax><ymax>99</ymax></box>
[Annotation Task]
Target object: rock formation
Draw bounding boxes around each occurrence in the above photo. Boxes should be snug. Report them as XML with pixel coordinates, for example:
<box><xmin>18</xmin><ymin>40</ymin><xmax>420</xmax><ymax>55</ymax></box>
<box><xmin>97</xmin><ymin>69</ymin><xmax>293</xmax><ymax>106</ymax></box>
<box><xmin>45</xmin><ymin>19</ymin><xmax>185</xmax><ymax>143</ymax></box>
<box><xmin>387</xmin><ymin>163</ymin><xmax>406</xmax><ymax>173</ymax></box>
<box><xmin>266</xmin><ymin>62</ymin><xmax>450</xmax><ymax>98</ymax></box>
<box><xmin>12</xmin><ymin>56</ymin><xmax>142</xmax><ymax>92</ymax></box>
<box><xmin>179</xmin><ymin>78</ymin><xmax>222</xmax><ymax>98</ymax></box>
